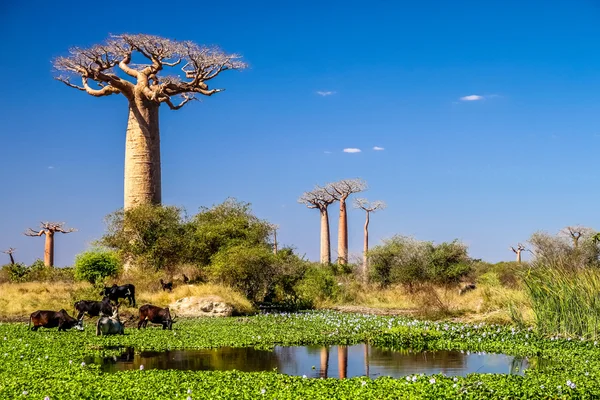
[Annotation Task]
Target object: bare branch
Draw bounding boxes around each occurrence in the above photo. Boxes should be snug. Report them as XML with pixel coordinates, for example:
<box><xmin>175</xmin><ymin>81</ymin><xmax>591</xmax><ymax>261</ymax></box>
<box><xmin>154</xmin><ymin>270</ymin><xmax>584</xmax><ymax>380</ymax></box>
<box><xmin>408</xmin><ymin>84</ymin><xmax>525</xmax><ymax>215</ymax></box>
<box><xmin>353</xmin><ymin>198</ymin><xmax>386</xmax><ymax>213</ymax></box>
<box><xmin>298</xmin><ymin>186</ymin><xmax>336</xmax><ymax>210</ymax></box>
<box><xmin>325</xmin><ymin>178</ymin><xmax>368</xmax><ymax>201</ymax></box>
<box><xmin>1</xmin><ymin>248</ymin><xmax>16</xmax><ymax>255</ymax></box>
<box><xmin>24</xmin><ymin>228</ymin><xmax>44</xmax><ymax>237</ymax></box>
<box><xmin>161</xmin><ymin>94</ymin><xmax>197</xmax><ymax>110</ymax></box>
<box><xmin>24</xmin><ymin>222</ymin><xmax>77</xmax><ymax>236</ymax></box>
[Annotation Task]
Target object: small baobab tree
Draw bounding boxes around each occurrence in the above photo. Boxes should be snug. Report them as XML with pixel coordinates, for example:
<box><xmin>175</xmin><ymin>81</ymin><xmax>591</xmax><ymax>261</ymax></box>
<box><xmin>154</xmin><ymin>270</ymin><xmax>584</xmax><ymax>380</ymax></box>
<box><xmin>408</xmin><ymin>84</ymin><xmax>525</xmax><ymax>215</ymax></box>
<box><xmin>24</xmin><ymin>222</ymin><xmax>77</xmax><ymax>267</ymax></box>
<box><xmin>354</xmin><ymin>198</ymin><xmax>386</xmax><ymax>279</ymax></box>
<box><xmin>560</xmin><ymin>226</ymin><xmax>594</xmax><ymax>249</ymax></box>
<box><xmin>271</xmin><ymin>224</ymin><xmax>280</xmax><ymax>255</ymax></box>
<box><xmin>53</xmin><ymin>34</ymin><xmax>247</xmax><ymax>209</ymax></box>
<box><xmin>325</xmin><ymin>179</ymin><xmax>367</xmax><ymax>265</ymax></box>
<box><xmin>2</xmin><ymin>248</ymin><xmax>16</xmax><ymax>265</ymax></box>
<box><xmin>509</xmin><ymin>243</ymin><xmax>526</xmax><ymax>263</ymax></box>
<box><xmin>298</xmin><ymin>187</ymin><xmax>336</xmax><ymax>264</ymax></box>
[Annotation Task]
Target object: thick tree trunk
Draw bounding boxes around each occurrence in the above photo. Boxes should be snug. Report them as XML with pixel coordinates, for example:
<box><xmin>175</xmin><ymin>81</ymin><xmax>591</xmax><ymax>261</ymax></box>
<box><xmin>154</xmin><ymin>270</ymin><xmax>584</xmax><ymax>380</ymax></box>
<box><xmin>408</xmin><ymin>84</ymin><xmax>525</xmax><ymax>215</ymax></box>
<box><xmin>124</xmin><ymin>97</ymin><xmax>161</xmax><ymax>209</ymax></box>
<box><xmin>320</xmin><ymin>208</ymin><xmax>331</xmax><ymax>264</ymax></box>
<box><xmin>516</xmin><ymin>250</ymin><xmax>521</xmax><ymax>263</ymax></box>
<box><xmin>362</xmin><ymin>211</ymin><xmax>370</xmax><ymax>281</ymax></box>
<box><xmin>338</xmin><ymin>198</ymin><xmax>348</xmax><ymax>264</ymax></box>
<box><xmin>44</xmin><ymin>232</ymin><xmax>54</xmax><ymax>267</ymax></box>
<box><xmin>319</xmin><ymin>347</ymin><xmax>329</xmax><ymax>378</ymax></box>
<box><xmin>337</xmin><ymin>345</ymin><xmax>348</xmax><ymax>379</ymax></box>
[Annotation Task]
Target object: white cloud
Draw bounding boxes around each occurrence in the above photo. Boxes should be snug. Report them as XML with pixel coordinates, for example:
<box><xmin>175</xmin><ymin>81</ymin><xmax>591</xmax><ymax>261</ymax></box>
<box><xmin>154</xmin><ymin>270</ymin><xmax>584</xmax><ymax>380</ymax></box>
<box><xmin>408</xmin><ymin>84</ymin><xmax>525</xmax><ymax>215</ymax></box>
<box><xmin>373</xmin><ymin>146</ymin><xmax>385</xmax><ymax>151</ymax></box>
<box><xmin>343</xmin><ymin>148</ymin><xmax>361</xmax><ymax>153</ymax></box>
<box><xmin>317</xmin><ymin>91</ymin><xmax>336</xmax><ymax>97</ymax></box>
<box><xmin>460</xmin><ymin>94</ymin><xmax>484</xmax><ymax>101</ymax></box>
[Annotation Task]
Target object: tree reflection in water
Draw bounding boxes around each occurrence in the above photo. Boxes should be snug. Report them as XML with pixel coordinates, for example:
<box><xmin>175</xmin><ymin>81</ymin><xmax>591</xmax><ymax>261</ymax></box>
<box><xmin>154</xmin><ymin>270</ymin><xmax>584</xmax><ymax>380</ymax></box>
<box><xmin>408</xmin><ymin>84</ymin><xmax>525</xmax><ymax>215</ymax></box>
<box><xmin>86</xmin><ymin>345</ymin><xmax>548</xmax><ymax>379</ymax></box>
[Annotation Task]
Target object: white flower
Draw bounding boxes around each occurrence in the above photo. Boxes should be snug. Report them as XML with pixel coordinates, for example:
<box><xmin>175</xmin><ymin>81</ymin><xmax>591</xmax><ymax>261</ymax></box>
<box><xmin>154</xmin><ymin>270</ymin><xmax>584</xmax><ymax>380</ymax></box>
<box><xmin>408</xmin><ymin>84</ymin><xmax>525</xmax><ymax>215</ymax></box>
<box><xmin>22</xmin><ymin>391</ymin><xmax>28</xmax><ymax>395</ymax></box>
<box><xmin>140</xmin><ymin>365</ymin><xmax>144</xmax><ymax>370</ymax></box>
<box><xmin>453</xmin><ymin>384</ymin><xmax>458</xmax><ymax>388</ymax></box>
<box><xmin>81</xmin><ymin>362</ymin><xmax>86</xmax><ymax>367</ymax></box>
<box><xmin>429</xmin><ymin>378</ymin><xmax>436</xmax><ymax>384</ymax></box>
<box><xmin>44</xmin><ymin>397</ymin><xmax>50</xmax><ymax>400</ymax></box>
<box><xmin>361</xmin><ymin>381</ymin><xmax>367</xmax><ymax>386</ymax></box>
<box><xmin>261</xmin><ymin>388</ymin><xmax>266</xmax><ymax>395</ymax></box>
<box><xmin>302</xmin><ymin>374</ymin><xmax>307</xmax><ymax>379</ymax></box>
<box><xmin>453</xmin><ymin>377</ymin><xmax>458</xmax><ymax>382</ymax></box>
<box><xmin>411</xmin><ymin>376</ymin><xmax>417</xmax><ymax>382</ymax></box>
<box><xmin>406</xmin><ymin>376</ymin><xmax>411</xmax><ymax>381</ymax></box>
<box><xmin>187</xmin><ymin>389</ymin><xmax>192</xmax><ymax>394</ymax></box>
<box><xmin>187</xmin><ymin>397</ymin><xmax>192</xmax><ymax>400</ymax></box>
<box><xmin>69</xmin><ymin>360</ymin><xmax>73</xmax><ymax>364</ymax></box>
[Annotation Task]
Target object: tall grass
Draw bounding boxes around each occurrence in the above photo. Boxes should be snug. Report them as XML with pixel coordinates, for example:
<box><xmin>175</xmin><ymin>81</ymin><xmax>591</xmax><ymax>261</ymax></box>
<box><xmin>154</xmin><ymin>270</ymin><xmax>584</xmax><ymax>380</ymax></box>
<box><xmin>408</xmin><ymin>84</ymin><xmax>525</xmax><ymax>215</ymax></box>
<box><xmin>524</xmin><ymin>262</ymin><xmax>600</xmax><ymax>338</ymax></box>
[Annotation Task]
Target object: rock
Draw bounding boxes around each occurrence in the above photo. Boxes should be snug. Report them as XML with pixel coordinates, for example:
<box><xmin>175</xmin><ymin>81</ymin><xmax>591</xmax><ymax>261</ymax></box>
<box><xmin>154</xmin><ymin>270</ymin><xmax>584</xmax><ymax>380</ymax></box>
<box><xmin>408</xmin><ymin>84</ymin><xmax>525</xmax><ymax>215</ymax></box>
<box><xmin>169</xmin><ymin>296</ymin><xmax>234</xmax><ymax>318</ymax></box>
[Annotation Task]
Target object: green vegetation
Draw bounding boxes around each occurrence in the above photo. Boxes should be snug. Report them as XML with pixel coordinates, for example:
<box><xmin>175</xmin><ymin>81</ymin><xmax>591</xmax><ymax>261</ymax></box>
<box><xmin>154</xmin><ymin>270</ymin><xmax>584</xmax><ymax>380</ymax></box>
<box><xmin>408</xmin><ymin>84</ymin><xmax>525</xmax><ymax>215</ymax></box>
<box><xmin>1</xmin><ymin>311</ymin><xmax>599</xmax><ymax>399</ymax></box>
<box><xmin>74</xmin><ymin>249</ymin><xmax>121</xmax><ymax>284</ymax></box>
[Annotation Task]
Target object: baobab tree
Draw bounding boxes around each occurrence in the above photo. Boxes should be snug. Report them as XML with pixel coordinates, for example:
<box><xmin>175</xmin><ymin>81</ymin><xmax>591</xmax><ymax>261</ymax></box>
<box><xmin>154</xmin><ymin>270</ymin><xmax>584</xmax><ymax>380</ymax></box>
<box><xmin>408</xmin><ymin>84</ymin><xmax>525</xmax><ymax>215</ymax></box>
<box><xmin>325</xmin><ymin>179</ymin><xmax>367</xmax><ymax>265</ymax></box>
<box><xmin>354</xmin><ymin>198</ymin><xmax>386</xmax><ymax>279</ymax></box>
<box><xmin>53</xmin><ymin>34</ymin><xmax>247</xmax><ymax>209</ymax></box>
<box><xmin>24</xmin><ymin>222</ymin><xmax>77</xmax><ymax>267</ymax></box>
<box><xmin>560</xmin><ymin>226</ymin><xmax>594</xmax><ymax>249</ymax></box>
<box><xmin>271</xmin><ymin>224</ymin><xmax>280</xmax><ymax>255</ymax></box>
<box><xmin>2</xmin><ymin>248</ymin><xmax>16</xmax><ymax>265</ymax></box>
<box><xmin>509</xmin><ymin>243</ymin><xmax>526</xmax><ymax>263</ymax></box>
<box><xmin>298</xmin><ymin>187</ymin><xmax>336</xmax><ymax>264</ymax></box>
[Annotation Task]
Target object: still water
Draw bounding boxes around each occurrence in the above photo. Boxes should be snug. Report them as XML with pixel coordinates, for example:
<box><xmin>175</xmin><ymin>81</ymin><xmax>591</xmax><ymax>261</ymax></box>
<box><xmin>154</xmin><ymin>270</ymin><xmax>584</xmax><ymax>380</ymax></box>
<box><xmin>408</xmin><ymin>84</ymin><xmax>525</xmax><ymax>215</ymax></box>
<box><xmin>86</xmin><ymin>344</ymin><xmax>547</xmax><ymax>378</ymax></box>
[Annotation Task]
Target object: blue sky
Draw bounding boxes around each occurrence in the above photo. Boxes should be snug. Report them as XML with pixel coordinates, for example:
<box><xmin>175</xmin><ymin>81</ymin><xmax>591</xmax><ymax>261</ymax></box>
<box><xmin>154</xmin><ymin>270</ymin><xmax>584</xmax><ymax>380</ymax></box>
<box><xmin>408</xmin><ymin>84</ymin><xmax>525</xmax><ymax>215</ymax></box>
<box><xmin>1</xmin><ymin>0</ymin><xmax>599</xmax><ymax>266</ymax></box>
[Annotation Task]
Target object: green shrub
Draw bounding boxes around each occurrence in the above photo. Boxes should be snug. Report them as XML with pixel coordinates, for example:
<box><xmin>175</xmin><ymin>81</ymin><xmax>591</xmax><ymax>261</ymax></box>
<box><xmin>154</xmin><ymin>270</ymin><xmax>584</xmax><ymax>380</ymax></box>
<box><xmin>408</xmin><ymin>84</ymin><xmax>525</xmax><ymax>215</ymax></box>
<box><xmin>1</xmin><ymin>263</ymin><xmax>29</xmax><ymax>282</ymax></box>
<box><xmin>294</xmin><ymin>264</ymin><xmax>339</xmax><ymax>304</ymax></box>
<box><xmin>74</xmin><ymin>249</ymin><xmax>121</xmax><ymax>284</ymax></box>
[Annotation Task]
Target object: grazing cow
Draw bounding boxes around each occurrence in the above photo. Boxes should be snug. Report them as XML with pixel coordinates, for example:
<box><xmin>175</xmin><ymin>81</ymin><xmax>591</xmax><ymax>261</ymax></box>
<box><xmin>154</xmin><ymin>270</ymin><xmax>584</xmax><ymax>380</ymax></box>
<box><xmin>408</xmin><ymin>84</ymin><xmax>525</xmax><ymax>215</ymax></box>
<box><xmin>100</xmin><ymin>284</ymin><xmax>136</xmax><ymax>307</ymax></box>
<box><xmin>138</xmin><ymin>304</ymin><xmax>176</xmax><ymax>330</ymax></box>
<box><xmin>183</xmin><ymin>274</ymin><xmax>190</xmax><ymax>284</ymax></box>
<box><xmin>29</xmin><ymin>309</ymin><xmax>83</xmax><ymax>331</ymax></box>
<box><xmin>160</xmin><ymin>279</ymin><xmax>173</xmax><ymax>292</ymax></box>
<box><xmin>96</xmin><ymin>304</ymin><xmax>125</xmax><ymax>336</ymax></box>
<box><xmin>74</xmin><ymin>297</ymin><xmax>113</xmax><ymax>321</ymax></box>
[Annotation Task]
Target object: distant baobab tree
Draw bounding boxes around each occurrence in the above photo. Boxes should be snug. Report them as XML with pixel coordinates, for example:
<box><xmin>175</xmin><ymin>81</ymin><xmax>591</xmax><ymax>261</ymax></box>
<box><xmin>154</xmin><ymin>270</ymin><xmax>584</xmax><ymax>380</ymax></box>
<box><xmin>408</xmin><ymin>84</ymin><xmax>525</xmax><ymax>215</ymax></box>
<box><xmin>53</xmin><ymin>34</ymin><xmax>247</xmax><ymax>209</ymax></box>
<box><xmin>24</xmin><ymin>222</ymin><xmax>77</xmax><ymax>267</ymax></box>
<box><xmin>298</xmin><ymin>187</ymin><xmax>336</xmax><ymax>264</ymax></box>
<box><xmin>271</xmin><ymin>224</ymin><xmax>280</xmax><ymax>255</ymax></box>
<box><xmin>509</xmin><ymin>243</ymin><xmax>526</xmax><ymax>263</ymax></box>
<box><xmin>354</xmin><ymin>198</ymin><xmax>386</xmax><ymax>279</ymax></box>
<box><xmin>560</xmin><ymin>226</ymin><xmax>594</xmax><ymax>249</ymax></box>
<box><xmin>2</xmin><ymin>248</ymin><xmax>16</xmax><ymax>265</ymax></box>
<box><xmin>325</xmin><ymin>179</ymin><xmax>367</xmax><ymax>265</ymax></box>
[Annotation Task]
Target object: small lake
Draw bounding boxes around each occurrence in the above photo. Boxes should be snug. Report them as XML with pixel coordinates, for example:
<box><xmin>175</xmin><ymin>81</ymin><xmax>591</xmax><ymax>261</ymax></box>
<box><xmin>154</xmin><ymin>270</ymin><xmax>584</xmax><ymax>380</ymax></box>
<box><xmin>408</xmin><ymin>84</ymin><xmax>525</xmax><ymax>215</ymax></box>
<box><xmin>85</xmin><ymin>344</ymin><xmax>548</xmax><ymax>378</ymax></box>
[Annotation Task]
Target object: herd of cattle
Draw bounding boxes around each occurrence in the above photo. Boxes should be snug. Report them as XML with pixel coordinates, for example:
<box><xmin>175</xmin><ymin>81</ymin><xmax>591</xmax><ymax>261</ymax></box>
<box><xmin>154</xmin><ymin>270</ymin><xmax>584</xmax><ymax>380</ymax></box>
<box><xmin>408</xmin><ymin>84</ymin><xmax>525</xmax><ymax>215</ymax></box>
<box><xmin>28</xmin><ymin>283</ymin><xmax>178</xmax><ymax>335</ymax></box>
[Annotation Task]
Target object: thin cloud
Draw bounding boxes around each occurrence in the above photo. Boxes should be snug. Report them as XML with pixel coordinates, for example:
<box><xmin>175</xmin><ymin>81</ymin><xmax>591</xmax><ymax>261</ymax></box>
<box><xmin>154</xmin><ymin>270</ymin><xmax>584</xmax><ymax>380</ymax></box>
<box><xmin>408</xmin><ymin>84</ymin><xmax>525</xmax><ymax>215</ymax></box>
<box><xmin>343</xmin><ymin>148</ymin><xmax>361</xmax><ymax>153</ymax></box>
<box><xmin>373</xmin><ymin>146</ymin><xmax>385</xmax><ymax>151</ymax></box>
<box><xmin>324</xmin><ymin>151</ymin><xmax>332</xmax><ymax>154</ymax></box>
<box><xmin>47</xmin><ymin>166</ymin><xmax>54</xmax><ymax>169</ymax></box>
<box><xmin>460</xmin><ymin>94</ymin><xmax>484</xmax><ymax>101</ymax></box>
<box><xmin>316</xmin><ymin>91</ymin><xmax>336</xmax><ymax>97</ymax></box>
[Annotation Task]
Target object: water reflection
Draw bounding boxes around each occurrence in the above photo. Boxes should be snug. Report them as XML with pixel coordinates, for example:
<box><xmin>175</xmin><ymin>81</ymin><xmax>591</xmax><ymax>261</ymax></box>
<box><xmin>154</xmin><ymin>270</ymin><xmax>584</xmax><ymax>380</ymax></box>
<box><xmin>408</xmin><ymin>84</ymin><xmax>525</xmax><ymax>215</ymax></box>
<box><xmin>87</xmin><ymin>344</ymin><xmax>548</xmax><ymax>379</ymax></box>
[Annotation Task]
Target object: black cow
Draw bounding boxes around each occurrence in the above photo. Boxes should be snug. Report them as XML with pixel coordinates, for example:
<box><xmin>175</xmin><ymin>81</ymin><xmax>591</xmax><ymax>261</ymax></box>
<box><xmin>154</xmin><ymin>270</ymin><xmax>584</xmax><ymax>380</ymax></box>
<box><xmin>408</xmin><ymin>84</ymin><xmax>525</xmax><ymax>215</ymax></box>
<box><xmin>138</xmin><ymin>304</ymin><xmax>176</xmax><ymax>330</ymax></box>
<box><xmin>29</xmin><ymin>309</ymin><xmax>83</xmax><ymax>331</ymax></box>
<box><xmin>100</xmin><ymin>284</ymin><xmax>136</xmax><ymax>307</ymax></box>
<box><xmin>160</xmin><ymin>279</ymin><xmax>173</xmax><ymax>292</ymax></box>
<box><xmin>74</xmin><ymin>297</ymin><xmax>113</xmax><ymax>320</ymax></box>
<box><xmin>183</xmin><ymin>274</ymin><xmax>190</xmax><ymax>284</ymax></box>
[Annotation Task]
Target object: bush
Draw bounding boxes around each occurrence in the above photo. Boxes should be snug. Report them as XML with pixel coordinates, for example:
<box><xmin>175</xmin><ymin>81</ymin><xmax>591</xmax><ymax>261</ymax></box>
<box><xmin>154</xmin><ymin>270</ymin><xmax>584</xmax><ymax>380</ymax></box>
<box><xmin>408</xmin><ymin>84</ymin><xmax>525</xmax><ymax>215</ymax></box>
<box><xmin>208</xmin><ymin>244</ymin><xmax>277</xmax><ymax>303</ymax></box>
<box><xmin>74</xmin><ymin>249</ymin><xmax>121</xmax><ymax>284</ymax></box>
<box><xmin>0</xmin><ymin>260</ymin><xmax>74</xmax><ymax>283</ymax></box>
<box><xmin>294</xmin><ymin>264</ymin><xmax>339</xmax><ymax>305</ymax></box>
<box><xmin>1</xmin><ymin>263</ymin><xmax>29</xmax><ymax>282</ymax></box>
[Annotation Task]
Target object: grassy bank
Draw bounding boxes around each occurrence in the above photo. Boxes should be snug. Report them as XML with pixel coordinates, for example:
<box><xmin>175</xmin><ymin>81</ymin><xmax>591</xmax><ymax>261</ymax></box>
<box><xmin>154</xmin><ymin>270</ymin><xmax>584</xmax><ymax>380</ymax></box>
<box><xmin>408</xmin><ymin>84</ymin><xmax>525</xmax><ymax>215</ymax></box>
<box><xmin>0</xmin><ymin>281</ymin><xmax>254</xmax><ymax>320</ymax></box>
<box><xmin>0</xmin><ymin>311</ymin><xmax>598</xmax><ymax>399</ymax></box>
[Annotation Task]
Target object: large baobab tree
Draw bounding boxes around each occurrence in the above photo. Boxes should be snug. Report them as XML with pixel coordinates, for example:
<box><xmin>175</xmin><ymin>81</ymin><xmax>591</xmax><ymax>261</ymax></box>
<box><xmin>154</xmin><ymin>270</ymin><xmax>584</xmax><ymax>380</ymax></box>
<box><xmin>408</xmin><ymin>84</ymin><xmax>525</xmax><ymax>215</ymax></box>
<box><xmin>325</xmin><ymin>179</ymin><xmax>367</xmax><ymax>265</ymax></box>
<box><xmin>2</xmin><ymin>248</ymin><xmax>16</xmax><ymax>265</ymax></box>
<box><xmin>510</xmin><ymin>243</ymin><xmax>526</xmax><ymax>263</ymax></box>
<box><xmin>24</xmin><ymin>222</ymin><xmax>77</xmax><ymax>267</ymax></box>
<box><xmin>298</xmin><ymin>187</ymin><xmax>336</xmax><ymax>264</ymax></box>
<box><xmin>53</xmin><ymin>34</ymin><xmax>247</xmax><ymax>209</ymax></box>
<box><xmin>353</xmin><ymin>198</ymin><xmax>386</xmax><ymax>279</ymax></box>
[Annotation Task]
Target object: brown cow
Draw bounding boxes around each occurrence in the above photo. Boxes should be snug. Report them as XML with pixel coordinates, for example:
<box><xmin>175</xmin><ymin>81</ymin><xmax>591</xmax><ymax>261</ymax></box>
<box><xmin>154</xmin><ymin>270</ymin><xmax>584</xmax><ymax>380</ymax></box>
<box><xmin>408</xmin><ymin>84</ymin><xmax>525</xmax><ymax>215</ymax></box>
<box><xmin>137</xmin><ymin>304</ymin><xmax>176</xmax><ymax>330</ymax></box>
<box><xmin>29</xmin><ymin>309</ymin><xmax>83</xmax><ymax>331</ymax></box>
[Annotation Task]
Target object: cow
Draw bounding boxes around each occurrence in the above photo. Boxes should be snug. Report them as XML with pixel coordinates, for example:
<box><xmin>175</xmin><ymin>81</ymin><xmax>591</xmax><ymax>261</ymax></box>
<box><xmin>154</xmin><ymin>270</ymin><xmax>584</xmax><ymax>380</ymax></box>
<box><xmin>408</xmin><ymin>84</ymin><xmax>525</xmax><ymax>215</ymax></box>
<box><xmin>29</xmin><ymin>309</ymin><xmax>83</xmax><ymax>332</ymax></box>
<box><xmin>137</xmin><ymin>304</ymin><xmax>176</xmax><ymax>330</ymax></box>
<box><xmin>96</xmin><ymin>304</ymin><xmax>125</xmax><ymax>336</ymax></box>
<box><xmin>182</xmin><ymin>274</ymin><xmax>190</xmax><ymax>284</ymax></box>
<box><xmin>100</xmin><ymin>284</ymin><xmax>136</xmax><ymax>307</ymax></box>
<box><xmin>74</xmin><ymin>297</ymin><xmax>113</xmax><ymax>321</ymax></box>
<box><xmin>160</xmin><ymin>279</ymin><xmax>173</xmax><ymax>292</ymax></box>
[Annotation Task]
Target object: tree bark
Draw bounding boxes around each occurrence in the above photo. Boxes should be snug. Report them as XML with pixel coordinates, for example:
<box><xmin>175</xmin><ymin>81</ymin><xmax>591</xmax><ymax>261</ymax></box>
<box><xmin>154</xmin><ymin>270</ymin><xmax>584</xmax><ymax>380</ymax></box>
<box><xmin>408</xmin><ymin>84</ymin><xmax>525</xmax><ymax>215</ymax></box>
<box><xmin>516</xmin><ymin>250</ymin><xmax>521</xmax><ymax>263</ymax></box>
<box><xmin>320</xmin><ymin>208</ymin><xmax>331</xmax><ymax>264</ymax></box>
<box><xmin>124</xmin><ymin>96</ymin><xmax>161</xmax><ymax>209</ymax></box>
<box><xmin>337</xmin><ymin>345</ymin><xmax>348</xmax><ymax>379</ymax></box>
<box><xmin>337</xmin><ymin>197</ymin><xmax>348</xmax><ymax>264</ymax></box>
<box><xmin>44</xmin><ymin>232</ymin><xmax>54</xmax><ymax>267</ymax></box>
<box><xmin>8</xmin><ymin>253</ymin><xmax>14</xmax><ymax>265</ymax></box>
<box><xmin>319</xmin><ymin>347</ymin><xmax>329</xmax><ymax>378</ymax></box>
<box><xmin>273</xmin><ymin>230</ymin><xmax>278</xmax><ymax>255</ymax></box>
<box><xmin>362</xmin><ymin>211</ymin><xmax>370</xmax><ymax>280</ymax></box>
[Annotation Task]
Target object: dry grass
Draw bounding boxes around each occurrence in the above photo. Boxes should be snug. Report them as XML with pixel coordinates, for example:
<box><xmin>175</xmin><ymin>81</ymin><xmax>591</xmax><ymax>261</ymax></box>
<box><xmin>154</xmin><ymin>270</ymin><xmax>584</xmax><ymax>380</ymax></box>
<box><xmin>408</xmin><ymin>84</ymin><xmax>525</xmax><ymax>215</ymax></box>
<box><xmin>0</xmin><ymin>281</ymin><xmax>254</xmax><ymax>320</ymax></box>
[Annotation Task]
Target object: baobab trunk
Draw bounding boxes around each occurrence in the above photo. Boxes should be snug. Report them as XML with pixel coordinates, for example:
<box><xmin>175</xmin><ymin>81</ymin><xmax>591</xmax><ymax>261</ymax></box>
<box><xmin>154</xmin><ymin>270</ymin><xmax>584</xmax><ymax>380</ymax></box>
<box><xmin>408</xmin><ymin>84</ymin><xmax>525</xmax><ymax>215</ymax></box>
<box><xmin>124</xmin><ymin>98</ymin><xmax>161</xmax><ymax>209</ymax></box>
<box><xmin>8</xmin><ymin>253</ymin><xmax>15</xmax><ymax>265</ymax></box>
<box><xmin>337</xmin><ymin>345</ymin><xmax>348</xmax><ymax>379</ymax></box>
<box><xmin>338</xmin><ymin>198</ymin><xmax>348</xmax><ymax>264</ymax></box>
<box><xmin>516</xmin><ymin>250</ymin><xmax>521</xmax><ymax>263</ymax></box>
<box><xmin>319</xmin><ymin>347</ymin><xmax>329</xmax><ymax>378</ymax></box>
<box><xmin>320</xmin><ymin>208</ymin><xmax>331</xmax><ymax>264</ymax></box>
<box><xmin>44</xmin><ymin>232</ymin><xmax>54</xmax><ymax>267</ymax></box>
<box><xmin>362</xmin><ymin>211</ymin><xmax>370</xmax><ymax>280</ymax></box>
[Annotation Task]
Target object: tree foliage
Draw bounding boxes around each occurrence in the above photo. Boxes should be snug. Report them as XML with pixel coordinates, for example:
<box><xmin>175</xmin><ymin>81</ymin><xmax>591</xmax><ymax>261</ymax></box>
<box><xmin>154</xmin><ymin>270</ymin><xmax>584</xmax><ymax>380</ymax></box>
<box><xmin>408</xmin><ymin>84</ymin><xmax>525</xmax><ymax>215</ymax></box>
<box><xmin>368</xmin><ymin>235</ymin><xmax>472</xmax><ymax>288</ymax></box>
<box><xmin>528</xmin><ymin>226</ymin><xmax>599</xmax><ymax>269</ymax></box>
<box><xmin>74</xmin><ymin>249</ymin><xmax>121</xmax><ymax>284</ymax></box>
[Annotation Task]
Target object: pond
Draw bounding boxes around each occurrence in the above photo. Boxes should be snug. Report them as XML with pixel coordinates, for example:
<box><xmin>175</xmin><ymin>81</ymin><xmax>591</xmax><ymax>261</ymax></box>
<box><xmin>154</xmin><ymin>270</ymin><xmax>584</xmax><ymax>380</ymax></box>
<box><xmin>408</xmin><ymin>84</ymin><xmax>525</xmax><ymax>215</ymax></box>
<box><xmin>85</xmin><ymin>344</ymin><xmax>549</xmax><ymax>378</ymax></box>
